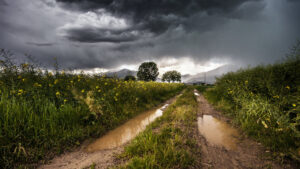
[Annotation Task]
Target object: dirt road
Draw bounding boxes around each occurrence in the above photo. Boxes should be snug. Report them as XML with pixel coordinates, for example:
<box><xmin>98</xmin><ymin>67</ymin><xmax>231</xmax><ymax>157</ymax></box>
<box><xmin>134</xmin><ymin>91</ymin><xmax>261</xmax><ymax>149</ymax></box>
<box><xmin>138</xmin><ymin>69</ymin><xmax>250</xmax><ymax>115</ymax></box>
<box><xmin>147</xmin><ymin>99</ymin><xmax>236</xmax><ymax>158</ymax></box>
<box><xmin>39</xmin><ymin>96</ymin><xmax>177</xmax><ymax>169</ymax></box>
<box><xmin>39</xmin><ymin>91</ymin><xmax>297</xmax><ymax>169</ymax></box>
<box><xmin>194</xmin><ymin>90</ymin><xmax>296</xmax><ymax>169</ymax></box>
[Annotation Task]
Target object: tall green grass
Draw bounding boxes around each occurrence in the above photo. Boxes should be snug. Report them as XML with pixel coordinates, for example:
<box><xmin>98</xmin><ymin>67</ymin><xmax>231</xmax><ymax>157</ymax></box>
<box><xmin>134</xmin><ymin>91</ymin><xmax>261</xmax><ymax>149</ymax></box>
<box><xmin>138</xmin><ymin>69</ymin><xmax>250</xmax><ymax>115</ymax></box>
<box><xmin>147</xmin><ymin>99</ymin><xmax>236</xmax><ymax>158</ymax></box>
<box><xmin>204</xmin><ymin>46</ymin><xmax>300</xmax><ymax>160</ymax></box>
<box><xmin>0</xmin><ymin>50</ymin><xmax>185</xmax><ymax>168</ymax></box>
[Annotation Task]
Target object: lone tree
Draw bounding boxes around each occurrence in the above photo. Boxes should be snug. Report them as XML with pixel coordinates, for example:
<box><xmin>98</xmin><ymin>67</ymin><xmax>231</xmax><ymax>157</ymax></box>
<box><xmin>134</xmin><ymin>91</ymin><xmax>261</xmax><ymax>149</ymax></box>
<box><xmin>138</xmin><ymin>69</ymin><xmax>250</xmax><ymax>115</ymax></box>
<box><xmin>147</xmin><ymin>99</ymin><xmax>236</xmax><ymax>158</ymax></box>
<box><xmin>162</xmin><ymin>70</ymin><xmax>181</xmax><ymax>83</ymax></box>
<box><xmin>137</xmin><ymin>62</ymin><xmax>159</xmax><ymax>81</ymax></box>
<box><xmin>124</xmin><ymin>75</ymin><xmax>136</xmax><ymax>81</ymax></box>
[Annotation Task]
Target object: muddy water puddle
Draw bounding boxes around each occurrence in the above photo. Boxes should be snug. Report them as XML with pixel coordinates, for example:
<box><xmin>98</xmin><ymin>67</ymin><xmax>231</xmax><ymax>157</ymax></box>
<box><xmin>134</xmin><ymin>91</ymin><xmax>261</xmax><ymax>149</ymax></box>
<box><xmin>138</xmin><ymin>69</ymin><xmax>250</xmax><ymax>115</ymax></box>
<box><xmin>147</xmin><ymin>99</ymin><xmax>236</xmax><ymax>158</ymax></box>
<box><xmin>197</xmin><ymin>115</ymin><xmax>239</xmax><ymax>150</ymax></box>
<box><xmin>86</xmin><ymin>104</ymin><xmax>169</xmax><ymax>153</ymax></box>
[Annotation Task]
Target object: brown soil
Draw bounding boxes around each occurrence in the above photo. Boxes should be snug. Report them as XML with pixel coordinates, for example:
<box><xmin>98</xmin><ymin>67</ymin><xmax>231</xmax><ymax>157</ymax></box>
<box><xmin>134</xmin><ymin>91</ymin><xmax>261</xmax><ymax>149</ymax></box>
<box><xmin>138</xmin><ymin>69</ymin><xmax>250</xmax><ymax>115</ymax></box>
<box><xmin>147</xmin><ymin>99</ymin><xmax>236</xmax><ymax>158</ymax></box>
<box><xmin>38</xmin><ymin>96</ymin><xmax>178</xmax><ymax>169</ymax></box>
<box><xmin>194</xmin><ymin>90</ymin><xmax>297</xmax><ymax>169</ymax></box>
<box><xmin>39</xmin><ymin>145</ymin><xmax>123</xmax><ymax>169</ymax></box>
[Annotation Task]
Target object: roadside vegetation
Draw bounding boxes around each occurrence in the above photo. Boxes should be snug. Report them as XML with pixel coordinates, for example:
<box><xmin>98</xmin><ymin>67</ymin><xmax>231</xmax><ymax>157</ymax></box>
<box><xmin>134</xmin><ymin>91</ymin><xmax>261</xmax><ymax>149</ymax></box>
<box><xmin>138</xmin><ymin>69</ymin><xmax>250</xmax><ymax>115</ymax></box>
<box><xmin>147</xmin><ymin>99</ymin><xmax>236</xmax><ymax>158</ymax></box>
<box><xmin>117</xmin><ymin>87</ymin><xmax>201</xmax><ymax>168</ymax></box>
<box><xmin>0</xmin><ymin>50</ymin><xmax>185</xmax><ymax>168</ymax></box>
<box><xmin>194</xmin><ymin>85</ymin><xmax>211</xmax><ymax>93</ymax></box>
<box><xmin>202</xmin><ymin>45</ymin><xmax>300</xmax><ymax>161</ymax></box>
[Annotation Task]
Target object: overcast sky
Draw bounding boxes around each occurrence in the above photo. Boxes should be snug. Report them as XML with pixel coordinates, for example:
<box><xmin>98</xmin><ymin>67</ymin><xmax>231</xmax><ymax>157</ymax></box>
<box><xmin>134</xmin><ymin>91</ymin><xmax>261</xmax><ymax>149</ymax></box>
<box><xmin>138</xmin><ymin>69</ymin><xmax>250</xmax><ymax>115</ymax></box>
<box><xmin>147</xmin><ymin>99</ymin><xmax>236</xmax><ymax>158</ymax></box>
<box><xmin>0</xmin><ymin>0</ymin><xmax>299</xmax><ymax>75</ymax></box>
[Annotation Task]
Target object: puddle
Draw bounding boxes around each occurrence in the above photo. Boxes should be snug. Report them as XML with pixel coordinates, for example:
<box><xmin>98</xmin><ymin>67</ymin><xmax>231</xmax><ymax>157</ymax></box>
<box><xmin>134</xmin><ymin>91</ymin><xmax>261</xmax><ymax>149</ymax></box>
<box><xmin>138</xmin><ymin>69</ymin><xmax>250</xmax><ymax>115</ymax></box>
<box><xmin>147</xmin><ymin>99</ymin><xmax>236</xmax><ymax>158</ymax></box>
<box><xmin>197</xmin><ymin>115</ymin><xmax>238</xmax><ymax>150</ymax></box>
<box><xmin>194</xmin><ymin>92</ymin><xmax>199</xmax><ymax>96</ymax></box>
<box><xmin>86</xmin><ymin>104</ymin><xmax>169</xmax><ymax>153</ymax></box>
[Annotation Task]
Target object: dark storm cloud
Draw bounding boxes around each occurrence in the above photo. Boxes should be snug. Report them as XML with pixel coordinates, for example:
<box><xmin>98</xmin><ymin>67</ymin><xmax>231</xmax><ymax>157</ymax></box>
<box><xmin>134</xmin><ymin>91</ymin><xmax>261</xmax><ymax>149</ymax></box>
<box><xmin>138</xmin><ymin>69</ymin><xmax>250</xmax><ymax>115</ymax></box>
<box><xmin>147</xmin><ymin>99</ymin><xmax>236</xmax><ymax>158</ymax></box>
<box><xmin>0</xmin><ymin>0</ymin><xmax>7</xmax><ymax>6</ymax></box>
<box><xmin>57</xmin><ymin>0</ymin><xmax>259</xmax><ymax>16</ymax></box>
<box><xmin>56</xmin><ymin>0</ymin><xmax>261</xmax><ymax>43</ymax></box>
<box><xmin>0</xmin><ymin>0</ymin><xmax>300</xmax><ymax>71</ymax></box>
<box><xmin>112</xmin><ymin>42</ymin><xmax>155</xmax><ymax>52</ymax></box>
<box><xmin>26</xmin><ymin>42</ymin><xmax>55</xmax><ymax>47</ymax></box>
<box><xmin>62</xmin><ymin>27</ymin><xmax>151</xmax><ymax>43</ymax></box>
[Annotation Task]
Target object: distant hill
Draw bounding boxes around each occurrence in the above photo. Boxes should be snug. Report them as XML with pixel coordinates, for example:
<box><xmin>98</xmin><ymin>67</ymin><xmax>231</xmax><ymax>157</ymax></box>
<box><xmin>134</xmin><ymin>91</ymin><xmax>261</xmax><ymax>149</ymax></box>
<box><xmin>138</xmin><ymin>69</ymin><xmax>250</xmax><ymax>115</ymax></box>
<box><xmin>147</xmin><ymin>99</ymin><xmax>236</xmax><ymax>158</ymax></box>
<box><xmin>183</xmin><ymin>64</ymin><xmax>241</xmax><ymax>84</ymax></box>
<box><xmin>104</xmin><ymin>69</ymin><xmax>137</xmax><ymax>79</ymax></box>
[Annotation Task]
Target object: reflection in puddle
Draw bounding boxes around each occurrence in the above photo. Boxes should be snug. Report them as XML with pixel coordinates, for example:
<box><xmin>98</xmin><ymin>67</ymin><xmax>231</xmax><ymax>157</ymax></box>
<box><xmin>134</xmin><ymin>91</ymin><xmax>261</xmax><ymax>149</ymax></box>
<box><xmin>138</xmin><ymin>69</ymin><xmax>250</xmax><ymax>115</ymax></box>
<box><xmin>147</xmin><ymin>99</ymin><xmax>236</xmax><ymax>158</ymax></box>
<box><xmin>86</xmin><ymin>104</ymin><xmax>169</xmax><ymax>152</ymax></box>
<box><xmin>197</xmin><ymin>115</ymin><xmax>238</xmax><ymax>150</ymax></box>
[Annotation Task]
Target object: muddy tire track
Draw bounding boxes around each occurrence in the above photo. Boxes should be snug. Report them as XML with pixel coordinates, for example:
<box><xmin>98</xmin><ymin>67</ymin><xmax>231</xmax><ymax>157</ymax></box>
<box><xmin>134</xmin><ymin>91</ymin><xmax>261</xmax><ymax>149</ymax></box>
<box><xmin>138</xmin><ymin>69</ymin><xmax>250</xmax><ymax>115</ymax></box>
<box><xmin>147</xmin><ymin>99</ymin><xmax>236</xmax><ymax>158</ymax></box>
<box><xmin>194</xmin><ymin>90</ymin><xmax>296</xmax><ymax>169</ymax></box>
<box><xmin>38</xmin><ymin>96</ymin><xmax>179</xmax><ymax>169</ymax></box>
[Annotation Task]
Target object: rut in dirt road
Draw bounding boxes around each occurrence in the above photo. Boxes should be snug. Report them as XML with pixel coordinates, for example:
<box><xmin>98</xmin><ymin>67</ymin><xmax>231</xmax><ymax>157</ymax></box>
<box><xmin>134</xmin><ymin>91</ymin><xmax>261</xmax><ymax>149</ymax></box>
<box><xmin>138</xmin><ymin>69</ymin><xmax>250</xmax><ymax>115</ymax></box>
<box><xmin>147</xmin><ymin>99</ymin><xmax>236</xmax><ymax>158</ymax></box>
<box><xmin>39</xmin><ymin>96</ymin><xmax>178</xmax><ymax>169</ymax></box>
<box><xmin>194</xmin><ymin>90</ymin><xmax>296</xmax><ymax>169</ymax></box>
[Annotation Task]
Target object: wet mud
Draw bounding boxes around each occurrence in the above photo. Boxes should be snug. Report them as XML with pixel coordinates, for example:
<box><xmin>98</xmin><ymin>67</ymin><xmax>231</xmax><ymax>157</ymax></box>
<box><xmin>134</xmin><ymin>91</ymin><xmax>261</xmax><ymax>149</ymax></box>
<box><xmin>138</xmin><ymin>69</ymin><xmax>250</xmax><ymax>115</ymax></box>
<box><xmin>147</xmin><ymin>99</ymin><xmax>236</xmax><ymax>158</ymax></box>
<box><xmin>197</xmin><ymin>115</ymin><xmax>238</xmax><ymax>150</ymax></box>
<box><xmin>194</xmin><ymin>90</ymin><xmax>295</xmax><ymax>169</ymax></box>
<box><xmin>86</xmin><ymin>104</ymin><xmax>169</xmax><ymax>152</ymax></box>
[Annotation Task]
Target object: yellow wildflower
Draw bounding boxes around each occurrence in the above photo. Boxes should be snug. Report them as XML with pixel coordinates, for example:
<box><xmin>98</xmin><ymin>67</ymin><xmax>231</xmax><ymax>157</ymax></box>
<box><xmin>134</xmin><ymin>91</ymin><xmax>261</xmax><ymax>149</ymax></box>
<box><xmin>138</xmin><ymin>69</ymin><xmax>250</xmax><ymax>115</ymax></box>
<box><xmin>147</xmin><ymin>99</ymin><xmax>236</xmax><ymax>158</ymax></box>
<box><xmin>64</xmin><ymin>99</ymin><xmax>67</xmax><ymax>103</ymax></box>
<box><xmin>286</xmin><ymin>86</ymin><xmax>290</xmax><ymax>90</ymax></box>
<box><xmin>261</xmin><ymin>121</ymin><xmax>268</xmax><ymax>128</ymax></box>
<box><xmin>98</xmin><ymin>89</ymin><xmax>101</xmax><ymax>93</ymax></box>
<box><xmin>292</xmin><ymin>104</ymin><xmax>296</xmax><ymax>107</ymax></box>
<box><xmin>22</xmin><ymin>78</ymin><xmax>26</xmax><ymax>82</ymax></box>
<box><xmin>54</xmin><ymin>79</ymin><xmax>59</xmax><ymax>85</ymax></box>
<box><xmin>56</xmin><ymin>91</ymin><xmax>60</xmax><ymax>97</ymax></box>
<box><xmin>81</xmin><ymin>89</ymin><xmax>85</xmax><ymax>93</ymax></box>
<box><xmin>17</xmin><ymin>89</ymin><xmax>24</xmax><ymax>96</ymax></box>
<box><xmin>96</xmin><ymin>86</ymin><xmax>99</xmax><ymax>89</ymax></box>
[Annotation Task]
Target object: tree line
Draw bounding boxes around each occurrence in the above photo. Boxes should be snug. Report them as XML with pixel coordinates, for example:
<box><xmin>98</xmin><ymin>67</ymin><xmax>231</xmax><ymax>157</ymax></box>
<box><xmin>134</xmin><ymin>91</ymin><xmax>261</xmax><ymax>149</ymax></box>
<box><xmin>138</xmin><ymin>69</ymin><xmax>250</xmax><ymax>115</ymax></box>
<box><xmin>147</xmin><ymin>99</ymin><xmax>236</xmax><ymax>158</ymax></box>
<box><xmin>124</xmin><ymin>61</ymin><xmax>181</xmax><ymax>82</ymax></box>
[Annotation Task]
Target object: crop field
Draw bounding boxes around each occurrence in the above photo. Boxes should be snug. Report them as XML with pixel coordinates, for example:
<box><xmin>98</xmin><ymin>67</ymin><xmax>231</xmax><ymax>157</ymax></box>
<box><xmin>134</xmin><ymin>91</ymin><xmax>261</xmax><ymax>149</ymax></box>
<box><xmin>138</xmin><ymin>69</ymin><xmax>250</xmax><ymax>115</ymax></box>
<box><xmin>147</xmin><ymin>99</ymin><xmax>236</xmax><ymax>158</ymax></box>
<box><xmin>0</xmin><ymin>59</ymin><xmax>184</xmax><ymax>168</ymax></box>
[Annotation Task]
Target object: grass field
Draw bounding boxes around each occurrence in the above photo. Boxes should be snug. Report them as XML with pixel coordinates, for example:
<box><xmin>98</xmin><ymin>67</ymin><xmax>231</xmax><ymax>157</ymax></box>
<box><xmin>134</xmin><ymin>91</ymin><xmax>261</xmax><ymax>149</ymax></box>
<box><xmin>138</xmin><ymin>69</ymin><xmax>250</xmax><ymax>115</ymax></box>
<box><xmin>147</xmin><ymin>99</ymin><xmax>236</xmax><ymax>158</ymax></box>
<box><xmin>203</xmin><ymin>51</ymin><xmax>300</xmax><ymax>160</ymax></box>
<box><xmin>0</xmin><ymin>56</ymin><xmax>185</xmax><ymax>168</ymax></box>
